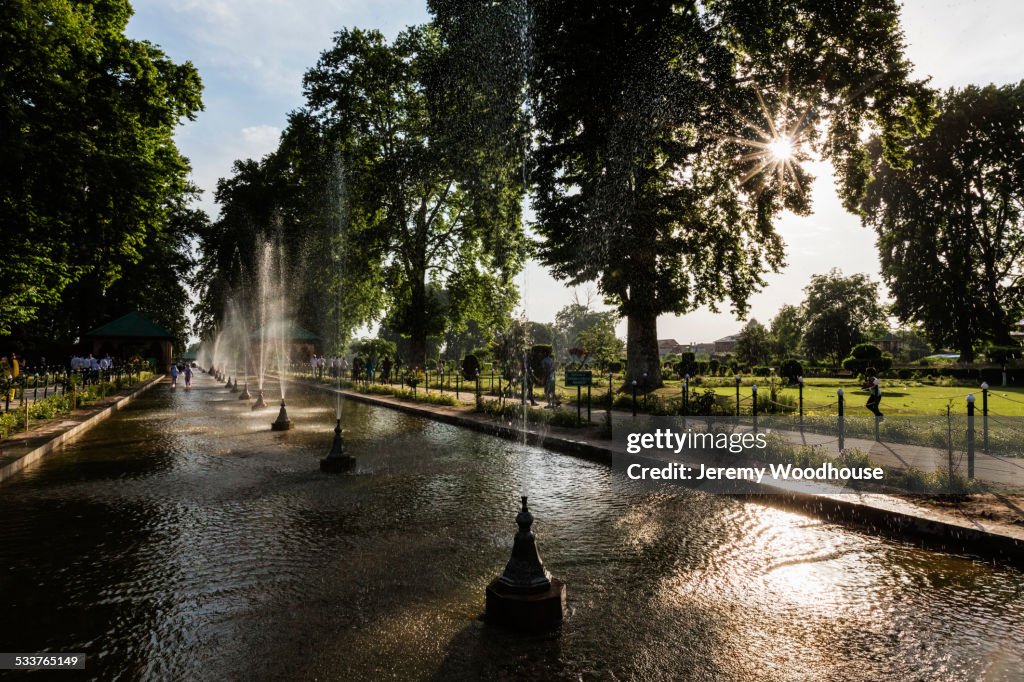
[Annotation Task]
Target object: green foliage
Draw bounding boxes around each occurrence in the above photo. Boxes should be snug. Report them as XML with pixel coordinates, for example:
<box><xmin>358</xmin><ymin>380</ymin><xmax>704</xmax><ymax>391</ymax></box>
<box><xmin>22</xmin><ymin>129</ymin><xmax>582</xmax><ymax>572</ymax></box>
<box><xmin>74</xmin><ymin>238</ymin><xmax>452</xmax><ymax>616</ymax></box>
<box><xmin>770</xmin><ymin>305</ymin><xmax>803</xmax><ymax>360</ymax></box>
<box><xmin>350</xmin><ymin>338</ymin><xmax>397</xmax><ymax>362</ymax></box>
<box><xmin>842</xmin><ymin>344</ymin><xmax>893</xmax><ymax>375</ymax></box>
<box><xmin>735</xmin><ymin>319</ymin><xmax>774</xmax><ymax>367</ymax></box>
<box><xmin>462</xmin><ymin>354</ymin><xmax>481</xmax><ymax>381</ymax></box>
<box><xmin>859</xmin><ymin>84</ymin><xmax>1024</xmax><ymax>362</ymax></box>
<box><xmin>779</xmin><ymin>358</ymin><xmax>803</xmax><ymax>383</ymax></box>
<box><xmin>800</xmin><ymin>270</ymin><xmax>888</xmax><ymax>364</ymax></box>
<box><xmin>525</xmin><ymin>0</ymin><xmax>927</xmax><ymax>385</ymax></box>
<box><xmin>0</xmin><ymin>0</ymin><xmax>205</xmax><ymax>347</ymax></box>
<box><xmin>302</xmin><ymin>25</ymin><xmax>526</xmax><ymax>366</ymax></box>
<box><xmin>528</xmin><ymin>345</ymin><xmax>553</xmax><ymax>382</ymax></box>
<box><xmin>676</xmin><ymin>352</ymin><xmax>698</xmax><ymax>378</ymax></box>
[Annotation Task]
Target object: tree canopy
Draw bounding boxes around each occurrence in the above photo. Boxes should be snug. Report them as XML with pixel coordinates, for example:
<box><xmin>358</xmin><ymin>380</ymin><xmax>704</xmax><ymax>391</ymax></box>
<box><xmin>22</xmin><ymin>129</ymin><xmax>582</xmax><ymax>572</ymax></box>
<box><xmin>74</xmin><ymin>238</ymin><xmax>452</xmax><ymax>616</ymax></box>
<box><xmin>301</xmin><ymin>26</ymin><xmax>526</xmax><ymax>366</ymax></box>
<box><xmin>800</xmin><ymin>270</ymin><xmax>887</xmax><ymax>364</ymax></box>
<box><xmin>527</xmin><ymin>0</ymin><xmax>929</xmax><ymax>385</ymax></box>
<box><xmin>858</xmin><ymin>83</ymin><xmax>1024</xmax><ymax>362</ymax></box>
<box><xmin>0</xmin><ymin>0</ymin><xmax>204</xmax><ymax>351</ymax></box>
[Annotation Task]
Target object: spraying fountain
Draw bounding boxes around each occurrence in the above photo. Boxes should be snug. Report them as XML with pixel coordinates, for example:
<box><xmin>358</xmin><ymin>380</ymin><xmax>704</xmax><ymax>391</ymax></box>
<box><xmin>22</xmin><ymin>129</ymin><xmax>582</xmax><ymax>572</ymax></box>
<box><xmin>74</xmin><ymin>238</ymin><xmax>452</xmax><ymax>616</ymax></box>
<box><xmin>485</xmin><ymin>496</ymin><xmax>565</xmax><ymax>630</ymax></box>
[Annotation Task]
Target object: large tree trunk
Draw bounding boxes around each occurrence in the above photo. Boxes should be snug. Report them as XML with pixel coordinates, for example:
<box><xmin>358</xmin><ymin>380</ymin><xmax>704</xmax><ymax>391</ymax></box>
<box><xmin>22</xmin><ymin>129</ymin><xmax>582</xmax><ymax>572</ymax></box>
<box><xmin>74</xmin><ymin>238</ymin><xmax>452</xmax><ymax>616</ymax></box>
<box><xmin>625</xmin><ymin>311</ymin><xmax>661</xmax><ymax>389</ymax></box>
<box><xmin>408</xmin><ymin>275</ymin><xmax>428</xmax><ymax>369</ymax></box>
<box><xmin>956</xmin><ymin>327</ymin><xmax>975</xmax><ymax>363</ymax></box>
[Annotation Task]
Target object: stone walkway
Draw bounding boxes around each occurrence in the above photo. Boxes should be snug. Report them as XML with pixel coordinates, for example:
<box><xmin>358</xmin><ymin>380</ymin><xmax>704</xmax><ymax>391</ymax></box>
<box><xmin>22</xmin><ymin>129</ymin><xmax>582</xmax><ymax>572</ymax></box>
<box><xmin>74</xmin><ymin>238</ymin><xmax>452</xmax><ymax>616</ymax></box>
<box><xmin>0</xmin><ymin>375</ymin><xmax>164</xmax><ymax>482</ymax></box>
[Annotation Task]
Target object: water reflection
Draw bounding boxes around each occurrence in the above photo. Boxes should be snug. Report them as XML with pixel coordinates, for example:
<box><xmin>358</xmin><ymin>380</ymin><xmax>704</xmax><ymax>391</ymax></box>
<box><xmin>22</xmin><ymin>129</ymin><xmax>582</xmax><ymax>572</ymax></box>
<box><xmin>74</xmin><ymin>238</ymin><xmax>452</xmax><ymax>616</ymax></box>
<box><xmin>0</xmin><ymin>375</ymin><xmax>1021</xmax><ymax>681</ymax></box>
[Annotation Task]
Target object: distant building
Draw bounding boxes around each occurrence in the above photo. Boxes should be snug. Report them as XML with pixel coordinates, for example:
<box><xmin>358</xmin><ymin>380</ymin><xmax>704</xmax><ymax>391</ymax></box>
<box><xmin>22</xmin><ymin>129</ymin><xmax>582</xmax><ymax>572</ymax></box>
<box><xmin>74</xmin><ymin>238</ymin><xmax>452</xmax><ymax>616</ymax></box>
<box><xmin>657</xmin><ymin>339</ymin><xmax>687</xmax><ymax>356</ymax></box>
<box><xmin>250</xmin><ymin>320</ymin><xmax>321</xmax><ymax>363</ymax></box>
<box><xmin>692</xmin><ymin>342</ymin><xmax>716</xmax><ymax>357</ymax></box>
<box><xmin>85</xmin><ymin>311</ymin><xmax>175</xmax><ymax>369</ymax></box>
<box><xmin>875</xmin><ymin>333</ymin><xmax>900</xmax><ymax>355</ymax></box>
<box><xmin>714</xmin><ymin>334</ymin><xmax>739</xmax><ymax>354</ymax></box>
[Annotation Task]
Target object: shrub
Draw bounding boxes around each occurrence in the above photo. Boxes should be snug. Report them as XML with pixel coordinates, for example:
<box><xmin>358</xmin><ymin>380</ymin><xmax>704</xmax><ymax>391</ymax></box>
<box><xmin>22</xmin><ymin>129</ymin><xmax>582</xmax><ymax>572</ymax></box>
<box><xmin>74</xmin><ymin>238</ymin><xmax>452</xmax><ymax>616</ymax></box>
<box><xmin>779</xmin><ymin>358</ymin><xmax>803</xmax><ymax>383</ymax></box>
<box><xmin>462</xmin><ymin>354</ymin><xmax>480</xmax><ymax>381</ymax></box>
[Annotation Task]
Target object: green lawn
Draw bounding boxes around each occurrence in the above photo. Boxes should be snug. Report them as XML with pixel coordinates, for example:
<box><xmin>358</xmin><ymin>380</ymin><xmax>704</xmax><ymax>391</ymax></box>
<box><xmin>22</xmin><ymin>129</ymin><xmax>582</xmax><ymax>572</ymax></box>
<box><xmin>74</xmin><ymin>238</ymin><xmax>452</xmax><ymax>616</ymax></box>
<box><xmin>681</xmin><ymin>377</ymin><xmax>1024</xmax><ymax>417</ymax></box>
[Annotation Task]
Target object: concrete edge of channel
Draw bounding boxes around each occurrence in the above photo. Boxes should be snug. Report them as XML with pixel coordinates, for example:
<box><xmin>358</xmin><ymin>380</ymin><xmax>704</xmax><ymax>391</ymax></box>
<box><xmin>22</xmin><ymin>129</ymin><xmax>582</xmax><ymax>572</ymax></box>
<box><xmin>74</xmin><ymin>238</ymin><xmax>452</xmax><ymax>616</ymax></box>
<box><xmin>0</xmin><ymin>375</ymin><xmax>166</xmax><ymax>484</ymax></box>
<box><xmin>302</xmin><ymin>380</ymin><xmax>1024</xmax><ymax>569</ymax></box>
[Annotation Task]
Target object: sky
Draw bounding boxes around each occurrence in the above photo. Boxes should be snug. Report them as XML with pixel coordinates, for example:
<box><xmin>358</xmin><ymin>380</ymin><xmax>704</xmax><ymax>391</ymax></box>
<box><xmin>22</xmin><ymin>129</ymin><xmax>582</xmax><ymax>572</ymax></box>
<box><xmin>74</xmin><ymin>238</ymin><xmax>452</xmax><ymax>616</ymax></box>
<box><xmin>126</xmin><ymin>0</ymin><xmax>1024</xmax><ymax>344</ymax></box>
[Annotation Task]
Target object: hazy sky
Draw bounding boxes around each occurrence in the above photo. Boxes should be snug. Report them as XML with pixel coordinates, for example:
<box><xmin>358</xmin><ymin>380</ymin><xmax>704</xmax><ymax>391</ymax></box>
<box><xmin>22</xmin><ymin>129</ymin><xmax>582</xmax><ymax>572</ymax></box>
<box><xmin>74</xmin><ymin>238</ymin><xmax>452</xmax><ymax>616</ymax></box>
<box><xmin>127</xmin><ymin>0</ymin><xmax>1024</xmax><ymax>343</ymax></box>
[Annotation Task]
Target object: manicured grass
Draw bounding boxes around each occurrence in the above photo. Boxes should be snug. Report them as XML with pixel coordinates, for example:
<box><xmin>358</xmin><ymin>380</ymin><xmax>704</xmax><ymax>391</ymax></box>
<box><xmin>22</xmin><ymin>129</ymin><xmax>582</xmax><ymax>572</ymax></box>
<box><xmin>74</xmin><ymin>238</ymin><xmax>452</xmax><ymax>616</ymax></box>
<box><xmin>681</xmin><ymin>378</ymin><xmax>1024</xmax><ymax>417</ymax></box>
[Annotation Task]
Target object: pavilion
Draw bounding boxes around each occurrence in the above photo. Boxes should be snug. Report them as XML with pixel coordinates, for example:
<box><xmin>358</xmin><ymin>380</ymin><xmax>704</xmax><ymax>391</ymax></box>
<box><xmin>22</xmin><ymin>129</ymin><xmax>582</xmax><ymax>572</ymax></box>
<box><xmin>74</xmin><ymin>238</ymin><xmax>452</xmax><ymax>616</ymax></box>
<box><xmin>85</xmin><ymin>312</ymin><xmax>175</xmax><ymax>370</ymax></box>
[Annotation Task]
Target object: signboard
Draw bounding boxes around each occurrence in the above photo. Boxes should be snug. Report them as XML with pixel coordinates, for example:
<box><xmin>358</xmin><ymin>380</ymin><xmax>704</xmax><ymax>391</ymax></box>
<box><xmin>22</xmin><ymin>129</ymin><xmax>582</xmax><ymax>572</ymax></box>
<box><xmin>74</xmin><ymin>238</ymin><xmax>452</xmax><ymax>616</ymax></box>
<box><xmin>565</xmin><ymin>370</ymin><xmax>593</xmax><ymax>387</ymax></box>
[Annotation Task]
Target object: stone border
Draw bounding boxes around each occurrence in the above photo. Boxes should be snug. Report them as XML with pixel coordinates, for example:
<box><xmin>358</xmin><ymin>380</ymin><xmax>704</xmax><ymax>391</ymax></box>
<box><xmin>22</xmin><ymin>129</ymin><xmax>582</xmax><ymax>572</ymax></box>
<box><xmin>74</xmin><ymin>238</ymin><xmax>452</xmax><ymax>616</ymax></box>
<box><xmin>305</xmin><ymin>381</ymin><xmax>1024</xmax><ymax>568</ymax></box>
<box><xmin>0</xmin><ymin>375</ymin><xmax>165</xmax><ymax>484</ymax></box>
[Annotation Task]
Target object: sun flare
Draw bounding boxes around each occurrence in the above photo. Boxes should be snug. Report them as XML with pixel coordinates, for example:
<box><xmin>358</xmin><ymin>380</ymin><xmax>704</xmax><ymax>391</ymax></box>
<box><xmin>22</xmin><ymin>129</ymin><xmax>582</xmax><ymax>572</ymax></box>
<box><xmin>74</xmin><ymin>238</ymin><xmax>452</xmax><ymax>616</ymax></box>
<box><xmin>767</xmin><ymin>135</ymin><xmax>794</xmax><ymax>162</ymax></box>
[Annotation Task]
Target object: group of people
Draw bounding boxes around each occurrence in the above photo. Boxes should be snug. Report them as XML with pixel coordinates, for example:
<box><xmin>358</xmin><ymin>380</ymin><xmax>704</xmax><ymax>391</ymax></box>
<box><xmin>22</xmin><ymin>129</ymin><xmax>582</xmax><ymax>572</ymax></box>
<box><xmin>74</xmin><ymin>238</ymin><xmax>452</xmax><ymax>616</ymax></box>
<box><xmin>309</xmin><ymin>354</ymin><xmax>399</xmax><ymax>384</ymax></box>
<box><xmin>169</xmin><ymin>362</ymin><xmax>193</xmax><ymax>389</ymax></box>
<box><xmin>70</xmin><ymin>353</ymin><xmax>113</xmax><ymax>372</ymax></box>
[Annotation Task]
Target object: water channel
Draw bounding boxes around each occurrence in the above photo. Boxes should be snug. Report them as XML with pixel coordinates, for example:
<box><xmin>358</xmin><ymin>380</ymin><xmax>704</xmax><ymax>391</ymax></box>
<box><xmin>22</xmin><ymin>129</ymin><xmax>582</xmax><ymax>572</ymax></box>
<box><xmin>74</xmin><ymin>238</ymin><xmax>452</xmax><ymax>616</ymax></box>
<box><xmin>1</xmin><ymin>374</ymin><xmax>1021</xmax><ymax>680</ymax></box>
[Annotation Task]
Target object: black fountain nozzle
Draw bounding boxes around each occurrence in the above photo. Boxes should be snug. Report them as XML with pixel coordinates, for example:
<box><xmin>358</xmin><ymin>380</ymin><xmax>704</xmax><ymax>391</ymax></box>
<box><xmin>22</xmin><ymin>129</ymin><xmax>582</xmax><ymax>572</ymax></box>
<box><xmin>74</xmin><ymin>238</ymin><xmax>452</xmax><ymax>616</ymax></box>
<box><xmin>485</xmin><ymin>496</ymin><xmax>565</xmax><ymax>630</ymax></box>
<box><xmin>252</xmin><ymin>390</ymin><xmax>267</xmax><ymax>410</ymax></box>
<box><xmin>238</xmin><ymin>381</ymin><xmax>251</xmax><ymax>400</ymax></box>
<box><xmin>229</xmin><ymin>377</ymin><xmax>239</xmax><ymax>393</ymax></box>
<box><xmin>271</xmin><ymin>399</ymin><xmax>292</xmax><ymax>431</ymax></box>
<box><xmin>320</xmin><ymin>418</ymin><xmax>356</xmax><ymax>472</ymax></box>
<box><xmin>225</xmin><ymin>375</ymin><xmax>233</xmax><ymax>389</ymax></box>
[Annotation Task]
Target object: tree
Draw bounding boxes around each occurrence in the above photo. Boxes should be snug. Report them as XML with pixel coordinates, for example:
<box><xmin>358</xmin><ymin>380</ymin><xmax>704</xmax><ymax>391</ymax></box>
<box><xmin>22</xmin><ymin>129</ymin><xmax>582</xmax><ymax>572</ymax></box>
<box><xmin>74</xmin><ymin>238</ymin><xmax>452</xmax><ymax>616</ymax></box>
<box><xmin>800</xmin><ymin>270</ymin><xmax>887</xmax><ymax>364</ymax></box>
<box><xmin>857</xmin><ymin>83</ymin><xmax>1024</xmax><ymax>362</ymax></box>
<box><xmin>576</xmin><ymin>317</ymin><xmax>625</xmax><ymax>369</ymax></box>
<box><xmin>554</xmin><ymin>294</ymin><xmax>620</xmax><ymax>355</ymax></box>
<box><xmin>302</xmin><ymin>26</ymin><xmax>525</xmax><ymax>367</ymax></box>
<box><xmin>770</xmin><ymin>305</ymin><xmax>804</xmax><ymax>360</ymax></box>
<box><xmin>0</xmin><ymin>0</ymin><xmax>204</xmax><ymax>343</ymax></box>
<box><xmin>735</xmin><ymin>319</ymin><xmax>774</xmax><ymax>367</ymax></box>
<box><xmin>527</xmin><ymin>0</ymin><xmax>929</xmax><ymax>387</ymax></box>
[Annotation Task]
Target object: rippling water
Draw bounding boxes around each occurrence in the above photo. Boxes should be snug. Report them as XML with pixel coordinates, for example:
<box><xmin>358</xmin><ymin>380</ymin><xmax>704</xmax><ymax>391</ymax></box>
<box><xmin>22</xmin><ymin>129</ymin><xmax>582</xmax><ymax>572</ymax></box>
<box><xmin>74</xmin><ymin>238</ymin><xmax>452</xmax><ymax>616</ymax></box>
<box><xmin>0</xmin><ymin>375</ymin><xmax>1021</xmax><ymax>681</ymax></box>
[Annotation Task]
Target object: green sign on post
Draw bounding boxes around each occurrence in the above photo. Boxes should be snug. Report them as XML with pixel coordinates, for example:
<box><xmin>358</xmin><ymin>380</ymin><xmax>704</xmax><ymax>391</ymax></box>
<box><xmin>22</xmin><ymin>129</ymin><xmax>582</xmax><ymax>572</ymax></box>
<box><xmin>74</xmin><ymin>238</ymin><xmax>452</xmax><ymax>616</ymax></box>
<box><xmin>565</xmin><ymin>370</ymin><xmax>593</xmax><ymax>387</ymax></box>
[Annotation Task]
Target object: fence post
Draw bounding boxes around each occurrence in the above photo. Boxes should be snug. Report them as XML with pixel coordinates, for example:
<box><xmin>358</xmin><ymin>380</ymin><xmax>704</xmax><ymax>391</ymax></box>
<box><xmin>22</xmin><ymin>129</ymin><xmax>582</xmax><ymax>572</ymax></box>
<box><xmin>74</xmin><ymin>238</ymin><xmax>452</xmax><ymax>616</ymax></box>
<box><xmin>837</xmin><ymin>388</ymin><xmax>845</xmax><ymax>451</ymax></box>
<box><xmin>475</xmin><ymin>371</ymin><xmax>481</xmax><ymax>410</ymax></box>
<box><xmin>798</xmin><ymin>376</ymin><xmax>804</xmax><ymax>428</ymax></box>
<box><xmin>752</xmin><ymin>384</ymin><xmax>758</xmax><ymax>433</ymax></box>
<box><xmin>682</xmin><ymin>377</ymin><xmax>689</xmax><ymax>416</ymax></box>
<box><xmin>587</xmin><ymin>384</ymin><xmax>591</xmax><ymax>423</ymax></box>
<box><xmin>607</xmin><ymin>372</ymin><xmax>613</xmax><ymax>422</ymax></box>
<box><xmin>734</xmin><ymin>375</ymin><xmax>741</xmax><ymax>417</ymax></box>
<box><xmin>966</xmin><ymin>393</ymin><xmax>976</xmax><ymax>480</ymax></box>
<box><xmin>642</xmin><ymin>372</ymin><xmax>648</xmax><ymax>409</ymax></box>
<box><xmin>576</xmin><ymin>385</ymin><xmax>582</xmax><ymax>425</ymax></box>
<box><xmin>980</xmin><ymin>382</ymin><xmax>989</xmax><ymax>453</ymax></box>
<box><xmin>631</xmin><ymin>379</ymin><xmax>638</xmax><ymax>417</ymax></box>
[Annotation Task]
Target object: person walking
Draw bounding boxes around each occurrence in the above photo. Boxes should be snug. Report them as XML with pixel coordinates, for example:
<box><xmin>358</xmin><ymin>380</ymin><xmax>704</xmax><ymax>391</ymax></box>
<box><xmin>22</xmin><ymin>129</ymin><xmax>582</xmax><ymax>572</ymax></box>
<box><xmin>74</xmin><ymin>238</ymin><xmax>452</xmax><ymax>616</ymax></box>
<box><xmin>542</xmin><ymin>350</ymin><xmax>557</xmax><ymax>407</ymax></box>
<box><xmin>865</xmin><ymin>376</ymin><xmax>884</xmax><ymax>420</ymax></box>
<box><xmin>183</xmin><ymin>364</ymin><xmax>193</xmax><ymax>390</ymax></box>
<box><xmin>381</xmin><ymin>357</ymin><xmax>392</xmax><ymax>384</ymax></box>
<box><xmin>8</xmin><ymin>353</ymin><xmax>19</xmax><ymax>402</ymax></box>
<box><xmin>170</xmin><ymin>362</ymin><xmax>180</xmax><ymax>389</ymax></box>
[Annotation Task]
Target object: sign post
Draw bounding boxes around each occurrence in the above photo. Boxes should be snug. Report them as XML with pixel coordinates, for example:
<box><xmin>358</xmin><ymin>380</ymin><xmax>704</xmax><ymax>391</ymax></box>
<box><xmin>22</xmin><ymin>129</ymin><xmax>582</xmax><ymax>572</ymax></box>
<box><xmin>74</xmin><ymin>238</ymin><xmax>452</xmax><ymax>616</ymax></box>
<box><xmin>565</xmin><ymin>370</ymin><xmax>593</xmax><ymax>425</ymax></box>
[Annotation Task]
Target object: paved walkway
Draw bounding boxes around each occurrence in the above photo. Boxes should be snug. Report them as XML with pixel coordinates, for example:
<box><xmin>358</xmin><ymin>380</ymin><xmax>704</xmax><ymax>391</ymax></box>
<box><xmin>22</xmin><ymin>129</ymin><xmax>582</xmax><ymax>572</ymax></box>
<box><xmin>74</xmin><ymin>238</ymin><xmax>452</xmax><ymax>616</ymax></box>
<box><xmin>0</xmin><ymin>375</ymin><xmax>163</xmax><ymax>482</ymax></box>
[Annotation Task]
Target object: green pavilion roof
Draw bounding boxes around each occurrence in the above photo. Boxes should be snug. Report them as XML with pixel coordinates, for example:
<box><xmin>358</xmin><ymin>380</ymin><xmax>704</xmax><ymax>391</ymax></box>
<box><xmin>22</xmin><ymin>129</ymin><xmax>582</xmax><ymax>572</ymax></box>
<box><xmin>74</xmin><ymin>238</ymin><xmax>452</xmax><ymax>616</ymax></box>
<box><xmin>86</xmin><ymin>311</ymin><xmax>174</xmax><ymax>339</ymax></box>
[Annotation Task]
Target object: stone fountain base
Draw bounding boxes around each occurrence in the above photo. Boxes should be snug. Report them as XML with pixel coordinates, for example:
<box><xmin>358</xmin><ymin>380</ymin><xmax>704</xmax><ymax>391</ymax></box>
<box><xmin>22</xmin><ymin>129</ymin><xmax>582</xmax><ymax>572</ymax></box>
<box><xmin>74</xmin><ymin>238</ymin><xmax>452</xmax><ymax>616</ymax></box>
<box><xmin>485</xmin><ymin>578</ymin><xmax>565</xmax><ymax>631</ymax></box>
<box><xmin>485</xmin><ymin>496</ymin><xmax>565</xmax><ymax>631</ymax></box>
<box><xmin>271</xmin><ymin>400</ymin><xmax>292</xmax><ymax>431</ymax></box>
<box><xmin>320</xmin><ymin>420</ymin><xmax>355</xmax><ymax>472</ymax></box>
